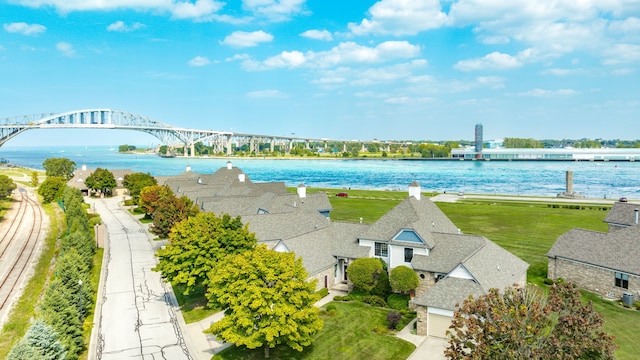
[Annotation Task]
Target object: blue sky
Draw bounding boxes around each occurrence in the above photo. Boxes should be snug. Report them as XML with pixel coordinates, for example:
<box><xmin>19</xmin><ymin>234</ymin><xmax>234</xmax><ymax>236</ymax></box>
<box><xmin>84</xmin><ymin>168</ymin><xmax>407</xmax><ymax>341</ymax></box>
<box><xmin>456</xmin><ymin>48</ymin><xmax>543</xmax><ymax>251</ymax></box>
<box><xmin>1</xmin><ymin>0</ymin><xmax>639</xmax><ymax>146</ymax></box>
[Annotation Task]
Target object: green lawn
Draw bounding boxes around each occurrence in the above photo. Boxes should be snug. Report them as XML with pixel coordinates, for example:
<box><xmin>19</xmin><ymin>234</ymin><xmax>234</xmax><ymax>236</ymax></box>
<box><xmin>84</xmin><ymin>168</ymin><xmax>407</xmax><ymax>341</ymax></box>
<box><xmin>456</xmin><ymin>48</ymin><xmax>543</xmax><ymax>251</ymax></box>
<box><xmin>213</xmin><ymin>301</ymin><xmax>416</xmax><ymax>360</ymax></box>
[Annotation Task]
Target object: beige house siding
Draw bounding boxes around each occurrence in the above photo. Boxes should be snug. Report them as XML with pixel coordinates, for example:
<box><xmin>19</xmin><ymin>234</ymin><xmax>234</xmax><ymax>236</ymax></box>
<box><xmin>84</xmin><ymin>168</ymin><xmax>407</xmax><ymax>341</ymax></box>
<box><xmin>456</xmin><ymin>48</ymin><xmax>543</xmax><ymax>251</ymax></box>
<box><xmin>548</xmin><ymin>257</ymin><xmax>639</xmax><ymax>299</ymax></box>
<box><xmin>310</xmin><ymin>267</ymin><xmax>335</xmax><ymax>291</ymax></box>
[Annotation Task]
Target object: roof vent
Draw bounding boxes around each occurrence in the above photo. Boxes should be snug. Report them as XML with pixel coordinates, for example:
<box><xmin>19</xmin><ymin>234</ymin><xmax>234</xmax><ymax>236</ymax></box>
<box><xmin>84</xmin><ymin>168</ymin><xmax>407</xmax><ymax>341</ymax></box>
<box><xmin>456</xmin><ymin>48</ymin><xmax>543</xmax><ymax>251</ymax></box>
<box><xmin>635</xmin><ymin>209</ymin><xmax>638</xmax><ymax>225</ymax></box>
<box><xmin>238</xmin><ymin>173</ymin><xmax>245</xmax><ymax>182</ymax></box>
<box><xmin>186</xmin><ymin>165</ymin><xmax>191</xmax><ymax>172</ymax></box>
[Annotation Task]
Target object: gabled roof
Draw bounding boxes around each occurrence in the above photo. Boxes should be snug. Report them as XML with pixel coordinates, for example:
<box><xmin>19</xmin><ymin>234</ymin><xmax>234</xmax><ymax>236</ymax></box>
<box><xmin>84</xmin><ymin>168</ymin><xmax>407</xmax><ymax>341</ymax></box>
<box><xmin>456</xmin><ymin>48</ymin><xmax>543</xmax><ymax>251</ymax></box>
<box><xmin>463</xmin><ymin>239</ymin><xmax>529</xmax><ymax>291</ymax></box>
<box><xmin>604</xmin><ymin>202</ymin><xmax>640</xmax><ymax>227</ymax></box>
<box><xmin>243</xmin><ymin>210</ymin><xmax>331</xmax><ymax>241</ymax></box>
<box><xmin>67</xmin><ymin>168</ymin><xmax>132</xmax><ymax>189</ymax></box>
<box><xmin>413</xmin><ymin>277</ymin><xmax>484</xmax><ymax>310</ymax></box>
<box><xmin>200</xmin><ymin>192</ymin><xmax>331</xmax><ymax>217</ymax></box>
<box><xmin>358</xmin><ymin>196</ymin><xmax>459</xmax><ymax>248</ymax></box>
<box><xmin>547</xmin><ymin>226</ymin><xmax>640</xmax><ymax>276</ymax></box>
<box><xmin>411</xmin><ymin>233</ymin><xmax>485</xmax><ymax>273</ymax></box>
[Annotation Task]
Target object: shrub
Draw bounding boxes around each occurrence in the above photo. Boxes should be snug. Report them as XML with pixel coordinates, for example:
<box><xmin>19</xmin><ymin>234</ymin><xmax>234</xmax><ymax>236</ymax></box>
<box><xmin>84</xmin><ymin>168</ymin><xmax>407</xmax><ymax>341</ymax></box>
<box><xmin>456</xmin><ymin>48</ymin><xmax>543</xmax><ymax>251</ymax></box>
<box><xmin>316</xmin><ymin>287</ymin><xmax>329</xmax><ymax>298</ymax></box>
<box><xmin>387</xmin><ymin>311</ymin><xmax>402</xmax><ymax>330</ymax></box>
<box><xmin>543</xmin><ymin>278</ymin><xmax>554</xmax><ymax>285</ymax></box>
<box><xmin>326</xmin><ymin>309</ymin><xmax>337</xmax><ymax>317</ymax></box>
<box><xmin>387</xmin><ymin>293</ymin><xmax>410</xmax><ymax>310</ymax></box>
<box><xmin>363</xmin><ymin>295</ymin><xmax>387</xmax><ymax>307</ymax></box>
<box><xmin>372</xmin><ymin>324</ymin><xmax>387</xmax><ymax>335</ymax></box>
<box><xmin>326</xmin><ymin>304</ymin><xmax>337</xmax><ymax>312</ymax></box>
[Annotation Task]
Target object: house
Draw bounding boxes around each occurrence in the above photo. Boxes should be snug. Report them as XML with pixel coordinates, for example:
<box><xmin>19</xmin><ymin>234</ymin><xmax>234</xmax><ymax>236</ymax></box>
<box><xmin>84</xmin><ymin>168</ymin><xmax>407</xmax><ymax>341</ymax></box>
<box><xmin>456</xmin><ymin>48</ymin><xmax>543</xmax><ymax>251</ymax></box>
<box><xmin>157</xmin><ymin>162</ymin><xmax>529</xmax><ymax>338</ymax></box>
<box><xmin>547</xmin><ymin>201</ymin><xmax>640</xmax><ymax>300</ymax></box>
<box><xmin>353</xmin><ymin>182</ymin><xmax>528</xmax><ymax>337</ymax></box>
<box><xmin>68</xmin><ymin>164</ymin><xmax>132</xmax><ymax>196</ymax></box>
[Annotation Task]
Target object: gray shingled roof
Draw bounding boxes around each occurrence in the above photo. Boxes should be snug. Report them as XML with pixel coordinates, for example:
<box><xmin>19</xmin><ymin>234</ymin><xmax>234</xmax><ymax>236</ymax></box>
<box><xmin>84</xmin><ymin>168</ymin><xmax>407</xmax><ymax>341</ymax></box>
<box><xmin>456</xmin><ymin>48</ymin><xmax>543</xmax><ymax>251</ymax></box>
<box><xmin>67</xmin><ymin>167</ymin><xmax>132</xmax><ymax>190</ymax></box>
<box><xmin>463</xmin><ymin>239</ymin><xmax>529</xmax><ymax>291</ymax></box>
<box><xmin>547</xmin><ymin>226</ymin><xmax>640</xmax><ymax>276</ymax></box>
<box><xmin>413</xmin><ymin>277</ymin><xmax>485</xmax><ymax>310</ymax></box>
<box><xmin>411</xmin><ymin>233</ymin><xmax>485</xmax><ymax>273</ymax></box>
<box><xmin>604</xmin><ymin>202</ymin><xmax>640</xmax><ymax>227</ymax></box>
<box><xmin>243</xmin><ymin>210</ymin><xmax>331</xmax><ymax>241</ymax></box>
<box><xmin>359</xmin><ymin>196</ymin><xmax>459</xmax><ymax>248</ymax></box>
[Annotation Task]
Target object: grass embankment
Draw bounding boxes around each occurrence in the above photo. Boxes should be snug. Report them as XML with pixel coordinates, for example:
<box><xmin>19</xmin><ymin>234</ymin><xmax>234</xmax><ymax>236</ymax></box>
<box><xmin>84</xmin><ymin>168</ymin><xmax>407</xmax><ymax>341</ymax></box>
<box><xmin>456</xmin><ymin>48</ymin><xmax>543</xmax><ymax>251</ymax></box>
<box><xmin>213</xmin><ymin>301</ymin><xmax>415</xmax><ymax>360</ymax></box>
<box><xmin>0</xmin><ymin>202</ymin><xmax>62</xmax><ymax>359</ymax></box>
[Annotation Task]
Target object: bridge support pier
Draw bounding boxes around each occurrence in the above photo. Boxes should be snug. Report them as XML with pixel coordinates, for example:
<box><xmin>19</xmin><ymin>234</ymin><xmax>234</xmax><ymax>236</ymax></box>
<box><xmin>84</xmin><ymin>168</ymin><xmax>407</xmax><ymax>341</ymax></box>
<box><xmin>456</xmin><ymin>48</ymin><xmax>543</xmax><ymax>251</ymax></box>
<box><xmin>226</xmin><ymin>135</ymin><xmax>232</xmax><ymax>156</ymax></box>
<box><xmin>190</xmin><ymin>143</ymin><xmax>195</xmax><ymax>157</ymax></box>
<box><xmin>270</xmin><ymin>138</ymin><xmax>275</xmax><ymax>153</ymax></box>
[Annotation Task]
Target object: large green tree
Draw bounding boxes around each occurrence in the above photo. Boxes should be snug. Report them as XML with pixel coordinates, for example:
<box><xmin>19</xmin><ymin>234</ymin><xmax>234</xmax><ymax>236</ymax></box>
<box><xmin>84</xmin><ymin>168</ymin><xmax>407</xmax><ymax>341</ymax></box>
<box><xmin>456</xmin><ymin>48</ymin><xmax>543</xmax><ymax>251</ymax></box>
<box><xmin>347</xmin><ymin>257</ymin><xmax>384</xmax><ymax>293</ymax></box>
<box><xmin>122</xmin><ymin>172</ymin><xmax>157</xmax><ymax>203</ymax></box>
<box><xmin>149</xmin><ymin>195</ymin><xmax>200</xmax><ymax>239</ymax></box>
<box><xmin>389</xmin><ymin>265</ymin><xmax>419</xmax><ymax>294</ymax></box>
<box><xmin>84</xmin><ymin>168</ymin><xmax>116</xmax><ymax>195</ymax></box>
<box><xmin>138</xmin><ymin>185</ymin><xmax>174</xmax><ymax>216</ymax></box>
<box><xmin>445</xmin><ymin>282</ymin><xmax>617</xmax><ymax>360</ymax></box>
<box><xmin>42</xmin><ymin>157</ymin><xmax>76</xmax><ymax>180</ymax></box>
<box><xmin>0</xmin><ymin>174</ymin><xmax>17</xmax><ymax>199</ymax></box>
<box><xmin>37</xmin><ymin>176</ymin><xmax>67</xmax><ymax>203</ymax></box>
<box><xmin>205</xmin><ymin>245</ymin><xmax>323</xmax><ymax>358</ymax></box>
<box><xmin>154</xmin><ymin>212</ymin><xmax>256</xmax><ymax>295</ymax></box>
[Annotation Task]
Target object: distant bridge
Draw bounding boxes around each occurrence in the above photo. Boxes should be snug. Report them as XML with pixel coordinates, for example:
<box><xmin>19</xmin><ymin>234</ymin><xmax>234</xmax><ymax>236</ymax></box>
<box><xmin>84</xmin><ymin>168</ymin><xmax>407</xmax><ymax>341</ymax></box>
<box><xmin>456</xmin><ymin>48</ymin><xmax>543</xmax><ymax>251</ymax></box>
<box><xmin>0</xmin><ymin>109</ymin><xmax>401</xmax><ymax>156</ymax></box>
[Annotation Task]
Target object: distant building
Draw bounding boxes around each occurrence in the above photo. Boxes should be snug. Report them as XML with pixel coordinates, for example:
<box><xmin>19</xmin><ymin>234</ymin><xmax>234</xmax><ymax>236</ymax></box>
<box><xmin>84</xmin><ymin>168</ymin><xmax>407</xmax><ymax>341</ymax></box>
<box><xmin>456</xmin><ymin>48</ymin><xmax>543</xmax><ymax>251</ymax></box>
<box><xmin>452</xmin><ymin>147</ymin><xmax>640</xmax><ymax>161</ymax></box>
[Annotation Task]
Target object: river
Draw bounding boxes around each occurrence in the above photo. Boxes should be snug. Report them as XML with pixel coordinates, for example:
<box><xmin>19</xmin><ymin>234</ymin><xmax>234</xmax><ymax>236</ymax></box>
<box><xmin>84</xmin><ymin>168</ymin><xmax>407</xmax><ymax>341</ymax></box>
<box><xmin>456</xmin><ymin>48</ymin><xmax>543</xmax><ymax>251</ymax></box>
<box><xmin>1</xmin><ymin>145</ymin><xmax>638</xmax><ymax>199</ymax></box>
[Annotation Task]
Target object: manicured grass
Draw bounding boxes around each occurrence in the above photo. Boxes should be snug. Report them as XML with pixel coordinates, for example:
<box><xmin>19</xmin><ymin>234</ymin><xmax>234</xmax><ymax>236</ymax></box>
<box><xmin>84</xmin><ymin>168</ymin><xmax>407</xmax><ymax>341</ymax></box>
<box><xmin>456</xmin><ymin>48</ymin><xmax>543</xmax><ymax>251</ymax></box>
<box><xmin>435</xmin><ymin>199</ymin><xmax>609</xmax><ymax>285</ymax></box>
<box><xmin>172</xmin><ymin>284</ymin><xmax>219</xmax><ymax>324</ymax></box>
<box><xmin>213</xmin><ymin>301</ymin><xmax>415</xmax><ymax>360</ymax></box>
<box><xmin>581</xmin><ymin>291</ymin><xmax>640</xmax><ymax>360</ymax></box>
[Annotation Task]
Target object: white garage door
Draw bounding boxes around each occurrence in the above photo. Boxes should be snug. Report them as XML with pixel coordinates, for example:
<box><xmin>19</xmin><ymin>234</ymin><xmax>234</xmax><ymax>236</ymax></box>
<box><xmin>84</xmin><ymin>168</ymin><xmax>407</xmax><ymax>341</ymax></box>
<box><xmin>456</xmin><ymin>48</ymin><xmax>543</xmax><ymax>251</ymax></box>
<box><xmin>428</xmin><ymin>313</ymin><xmax>452</xmax><ymax>338</ymax></box>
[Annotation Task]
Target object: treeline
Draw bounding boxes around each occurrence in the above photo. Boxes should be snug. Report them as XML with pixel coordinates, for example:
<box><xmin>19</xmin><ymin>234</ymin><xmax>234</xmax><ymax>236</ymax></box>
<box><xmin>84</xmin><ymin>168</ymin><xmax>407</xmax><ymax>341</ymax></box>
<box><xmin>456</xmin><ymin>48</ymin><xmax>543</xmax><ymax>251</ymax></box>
<box><xmin>8</xmin><ymin>186</ymin><xmax>96</xmax><ymax>359</ymax></box>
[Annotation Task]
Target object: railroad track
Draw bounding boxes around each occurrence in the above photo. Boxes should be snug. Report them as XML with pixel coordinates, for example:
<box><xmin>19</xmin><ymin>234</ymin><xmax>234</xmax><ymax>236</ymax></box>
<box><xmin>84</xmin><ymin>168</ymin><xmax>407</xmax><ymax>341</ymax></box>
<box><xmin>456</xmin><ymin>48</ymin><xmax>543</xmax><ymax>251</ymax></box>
<box><xmin>0</xmin><ymin>188</ymin><xmax>45</xmax><ymax>311</ymax></box>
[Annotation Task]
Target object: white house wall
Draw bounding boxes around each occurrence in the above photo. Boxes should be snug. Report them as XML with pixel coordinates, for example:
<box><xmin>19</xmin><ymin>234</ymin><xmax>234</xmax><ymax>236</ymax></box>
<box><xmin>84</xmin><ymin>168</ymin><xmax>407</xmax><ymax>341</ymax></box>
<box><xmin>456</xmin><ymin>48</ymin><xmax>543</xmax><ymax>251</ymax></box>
<box><xmin>449</xmin><ymin>264</ymin><xmax>474</xmax><ymax>280</ymax></box>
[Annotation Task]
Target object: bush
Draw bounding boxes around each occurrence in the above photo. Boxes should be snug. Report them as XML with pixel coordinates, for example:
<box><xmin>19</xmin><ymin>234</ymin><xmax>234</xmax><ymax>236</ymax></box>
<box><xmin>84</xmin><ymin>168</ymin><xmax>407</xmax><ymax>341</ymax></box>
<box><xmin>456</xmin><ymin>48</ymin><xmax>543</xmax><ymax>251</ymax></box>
<box><xmin>316</xmin><ymin>287</ymin><xmax>329</xmax><ymax>298</ymax></box>
<box><xmin>326</xmin><ymin>309</ymin><xmax>337</xmax><ymax>317</ymax></box>
<box><xmin>387</xmin><ymin>293</ymin><xmax>410</xmax><ymax>310</ymax></box>
<box><xmin>372</xmin><ymin>324</ymin><xmax>387</xmax><ymax>335</ymax></box>
<box><xmin>363</xmin><ymin>295</ymin><xmax>387</xmax><ymax>307</ymax></box>
<box><xmin>326</xmin><ymin>304</ymin><xmax>337</xmax><ymax>312</ymax></box>
<box><xmin>387</xmin><ymin>311</ymin><xmax>402</xmax><ymax>330</ymax></box>
<box><xmin>543</xmin><ymin>278</ymin><xmax>554</xmax><ymax>285</ymax></box>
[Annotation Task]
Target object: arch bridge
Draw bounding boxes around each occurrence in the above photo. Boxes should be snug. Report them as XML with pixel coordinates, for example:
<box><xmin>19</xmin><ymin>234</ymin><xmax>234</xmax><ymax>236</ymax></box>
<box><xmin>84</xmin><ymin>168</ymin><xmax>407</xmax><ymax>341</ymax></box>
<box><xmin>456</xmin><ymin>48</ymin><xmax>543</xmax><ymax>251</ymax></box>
<box><xmin>0</xmin><ymin>109</ymin><xmax>401</xmax><ymax>156</ymax></box>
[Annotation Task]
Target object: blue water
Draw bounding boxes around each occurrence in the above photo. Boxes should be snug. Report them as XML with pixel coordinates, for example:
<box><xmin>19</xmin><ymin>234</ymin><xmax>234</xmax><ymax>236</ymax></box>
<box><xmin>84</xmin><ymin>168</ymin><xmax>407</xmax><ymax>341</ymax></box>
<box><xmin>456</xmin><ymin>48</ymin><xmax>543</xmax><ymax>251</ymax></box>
<box><xmin>1</xmin><ymin>145</ymin><xmax>638</xmax><ymax>199</ymax></box>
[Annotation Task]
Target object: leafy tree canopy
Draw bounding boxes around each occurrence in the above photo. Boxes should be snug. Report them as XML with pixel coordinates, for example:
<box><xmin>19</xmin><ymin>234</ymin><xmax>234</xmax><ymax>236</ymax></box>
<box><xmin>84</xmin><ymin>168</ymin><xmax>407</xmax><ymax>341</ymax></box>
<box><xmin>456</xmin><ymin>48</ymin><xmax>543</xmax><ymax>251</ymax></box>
<box><xmin>42</xmin><ymin>157</ymin><xmax>76</xmax><ymax>180</ymax></box>
<box><xmin>0</xmin><ymin>174</ymin><xmax>17</xmax><ymax>199</ymax></box>
<box><xmin>205</xmin><ymin>245</ymin><xmax>323</xmax><ymax>358</ymax></box>
<box><xmin>38</xmin><ymin>176</ymin><xmax>67</xmax><ymax>203</ymax></box>
<box><xmin>84</xmin><ymin>168</ymin><xmax>116</xmax><ymax>195</ymax></box>
<box><xmin>122</xmin><ymin>172</ymin><xmax>157</xmax><ymax>203</ymax></box>
<box><xmin>154</xmin><ymin>212</ymin><xmax>256</xmax><ymax>295</ymax></box>
<box><xmin>149</xmin><ymin>195</ymin><xmax>200</xmax><ymax>239</ymax></box>
<box><xmin>138</xmin><ymin>185</ymin><xmax>174</xmax><ymax>215</ymax></box>
<box><xmin>389</xmin><ymin>266</ymin><xmax>419</xmax><ymax>294</ymax></box>
<box><xmin>445</xmin><ymin>282</ymin><xmax>617</xmax><ymax>360</ymax></box>
<box><xmin>347</xmin><ymin>257</ymin><xmax>384</xmax><ymax>293</ymax></box>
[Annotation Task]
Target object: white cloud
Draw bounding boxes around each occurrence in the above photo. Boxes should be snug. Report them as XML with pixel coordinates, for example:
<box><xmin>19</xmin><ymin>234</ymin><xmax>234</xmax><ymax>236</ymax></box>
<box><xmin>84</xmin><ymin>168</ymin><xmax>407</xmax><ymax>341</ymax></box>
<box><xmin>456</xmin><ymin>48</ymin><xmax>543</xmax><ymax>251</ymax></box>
<box><xmin>602</xmin><ymin>44</ymin><xmax>640</xmax><ymax>65</ymax></box>
<box><xmin>11</xmin><ymin>0</ymin><xmax>225</xmax><ymax>21</ymax></box>
<box><xmin>300</xmin><ymin>29</ymin><xmax>332</xmax><ymax>41</ymax></box>
<box><xmin>242</xmin><ymin>0</ymin><xmax>306</xmax><ymax>22</ymax></box>
<box><xmin>221</xmin><ymin>30</ymin><xmax>273</xmax><ymax>48</ymax></box>
<box><xmin>225</xmin><ymin>53</ymin><xmax>251</xmax><ymax>62</ymax></box>
<box><xmin>518</xmin><ymin>88</ymin><xmax>578</xmax><ymax>97</ymax></box>
<box><xmin>56</xmin><ymin>42</ymin><xmax>76</xmax><ymax>57</ymax></box>
<box><xmin>188</xmin><ymin>56</ymin><xmax>211</xmax><ymax>66</ymax></box>
<box><xmin>349</xmin><ymin>0</ymin><xmax>447</xmax><ymax>36</ymax></box>
<box><xmin>243</xmin><ymin>40</ymin><xmax>421</xmax><ymax>71</ymax></box>
<box><xmin>245</xmin><ymin>89</ymin><xmax>287</xmax><ymax>98</ymax></box>
<box><xmin>3</xmin><ymin>22</ymin><xmax>46</xmax><ymax>35</ymax></box>
<box><xmin>106</xmin><ymin>21</ymin><xmax>145</xmax><ymax>32</ymax></box>
<box><xmin>454</xmin><ymin>52</ymin><xmax>522</xmax><ymax>72</ymax></box>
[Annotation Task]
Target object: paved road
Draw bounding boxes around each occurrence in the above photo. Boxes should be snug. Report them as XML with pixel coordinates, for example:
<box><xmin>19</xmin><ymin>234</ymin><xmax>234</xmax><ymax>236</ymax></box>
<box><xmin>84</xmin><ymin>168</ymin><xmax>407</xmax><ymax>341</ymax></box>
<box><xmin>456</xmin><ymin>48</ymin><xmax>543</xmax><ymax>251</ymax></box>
<box><xmin>89</xmin><ymin>197</ymin><xmax>195</xmax><ymax>360</ymax></box>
